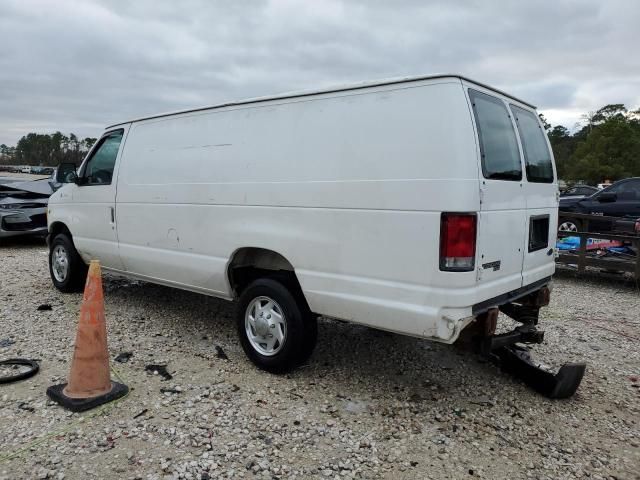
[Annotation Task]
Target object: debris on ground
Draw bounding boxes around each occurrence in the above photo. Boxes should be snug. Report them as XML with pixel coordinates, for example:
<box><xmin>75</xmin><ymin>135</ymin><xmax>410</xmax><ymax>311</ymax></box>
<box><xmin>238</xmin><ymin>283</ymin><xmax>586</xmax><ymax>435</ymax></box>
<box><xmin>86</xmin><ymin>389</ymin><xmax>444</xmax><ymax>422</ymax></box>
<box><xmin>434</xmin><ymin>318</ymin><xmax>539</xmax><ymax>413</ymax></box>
<box><xmin>0</xmin><ymin>358</ymin><xmax>40</xmax><ymax>384</ymax></box>
<box><xmin>17</xmin><ymin>402</ymin><xmax>35</xmax><ymax>413</ymax></box>
<box><xmin>215</xmin><ymin>345</ymin><xmax>228</xmax><ymax>360</ymax></box>
<box><xmin>36</xmin><ymin>304</ymin><xmax>52</xmax><ymax>311</ymax></box>
<box><xmin>160</xmin><ymin>387</ymin><xmax>182</xmax><ymax>394</ymax></box>
<box><xmin>133</xmin><ymin>408</ymin><xmax>148</xmax><ymax>419</ymax></box>
<box><xmin>114</xmin><ymin>352</ymin><xmax>133</xmax><ymax>363</ymax></box>
<box><xmin>144</xmin><ymin>364</ymin><xmax>173</xmax><ymax>380</ymax></box>
<box><xmin>469</xmin><ymin>395</ymin><xmax>496</xmax><ymax>407</ymax></box>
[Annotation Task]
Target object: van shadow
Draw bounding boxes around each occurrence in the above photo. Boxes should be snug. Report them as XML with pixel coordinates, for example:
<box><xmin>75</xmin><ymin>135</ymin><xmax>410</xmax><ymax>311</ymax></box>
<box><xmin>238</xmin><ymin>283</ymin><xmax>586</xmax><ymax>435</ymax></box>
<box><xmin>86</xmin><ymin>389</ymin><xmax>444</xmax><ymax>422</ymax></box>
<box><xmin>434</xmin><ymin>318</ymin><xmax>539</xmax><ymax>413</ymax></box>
<box><xmin>102</xmin><ymin>275</ymin><xmax>532</xmax><ymax>403</ymax></box>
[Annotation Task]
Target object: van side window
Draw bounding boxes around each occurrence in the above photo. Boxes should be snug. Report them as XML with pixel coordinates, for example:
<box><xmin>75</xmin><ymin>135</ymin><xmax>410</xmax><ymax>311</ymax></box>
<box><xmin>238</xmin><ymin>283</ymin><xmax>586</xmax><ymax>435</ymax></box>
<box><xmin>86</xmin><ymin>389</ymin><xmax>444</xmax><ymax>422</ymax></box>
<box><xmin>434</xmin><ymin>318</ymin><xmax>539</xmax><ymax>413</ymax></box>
<box><xmin>469</xmin><ymin>89</ymin><xmax>522</xmax><ymax>181</ymax></box>
<box><xmin>510</xmin><ymin>105</ymin><xmax>554</xmax><ymax>183</ymax></box>
<box><xmin>82</xmin><ymin>130</ymin><xmax>124</xmax><ymax>185</ymax></box>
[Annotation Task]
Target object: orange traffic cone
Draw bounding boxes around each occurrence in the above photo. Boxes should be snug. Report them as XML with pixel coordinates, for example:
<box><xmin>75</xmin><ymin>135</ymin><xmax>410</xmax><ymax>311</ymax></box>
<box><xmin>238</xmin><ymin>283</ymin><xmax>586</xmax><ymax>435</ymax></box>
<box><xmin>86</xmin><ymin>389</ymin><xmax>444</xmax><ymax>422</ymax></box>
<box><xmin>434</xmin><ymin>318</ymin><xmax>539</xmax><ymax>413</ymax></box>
<box><xmin>47</xmin><ymin>260</ymin><xmax>128</xmax><ymax>412</ymax></box>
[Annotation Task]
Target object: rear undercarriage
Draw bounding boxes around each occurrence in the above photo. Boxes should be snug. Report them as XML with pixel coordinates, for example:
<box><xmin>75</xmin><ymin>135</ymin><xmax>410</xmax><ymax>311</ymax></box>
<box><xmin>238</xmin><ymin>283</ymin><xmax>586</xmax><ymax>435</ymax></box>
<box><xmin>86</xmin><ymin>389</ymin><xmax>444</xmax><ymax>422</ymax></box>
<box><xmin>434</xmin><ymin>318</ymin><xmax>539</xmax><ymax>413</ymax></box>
<box><xmin>466</xmin><ymin>284</ymin><xmax>586</xmax><ymax>399</ymax></box>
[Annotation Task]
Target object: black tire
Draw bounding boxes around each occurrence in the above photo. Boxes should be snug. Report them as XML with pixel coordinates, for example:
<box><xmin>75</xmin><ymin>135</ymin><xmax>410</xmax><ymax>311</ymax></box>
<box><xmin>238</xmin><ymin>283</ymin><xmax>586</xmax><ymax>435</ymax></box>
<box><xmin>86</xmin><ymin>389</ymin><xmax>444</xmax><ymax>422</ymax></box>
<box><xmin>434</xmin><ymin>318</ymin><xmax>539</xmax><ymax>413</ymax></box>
<box><xmin>296</xmin><ymin>313</ymin><xmax>318</xmax><ymax>365</ymax></box>
<box><xmin>236</xmin><ymin>277</ymin><xmax>316</xmax><ymax>373</ymax></box>
<box><xmin>558</xmin><ymin>218</ymin><xmax>581</xmax><ymax>233</ymax></box>
<box><xmin>268</xmin><ymin>272</ymin><xmax>318</xmax><ymax>365</ymax></box>
<box><xmin>49</xmin><ymin>233</ymin><xmax>88</xmax><ymax>292</ymax></box>
<box><xmin>0</xmin><ymin>358</ymin><xmax>39</xmax><ymax>384</ymax></box>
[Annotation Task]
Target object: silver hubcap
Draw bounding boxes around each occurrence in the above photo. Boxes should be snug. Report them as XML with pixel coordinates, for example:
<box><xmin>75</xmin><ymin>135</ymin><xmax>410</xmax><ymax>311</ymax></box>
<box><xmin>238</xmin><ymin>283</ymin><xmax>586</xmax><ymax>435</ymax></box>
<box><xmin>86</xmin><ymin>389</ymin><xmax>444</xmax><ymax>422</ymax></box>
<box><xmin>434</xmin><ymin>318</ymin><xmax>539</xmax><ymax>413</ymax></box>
<box><xmin>52</xmin><ymin>245</ymin><xmax>69</xmax><ymax>282</ymax></box>
<box><xmin>559</xmin><ymin>222</ymin><xmax>578</xmax><ymax>232</ymax></box>
<box><xmin>245</xmin><ymin>296</ymin><xmax>286</xmax><ymax>356</ymax></box>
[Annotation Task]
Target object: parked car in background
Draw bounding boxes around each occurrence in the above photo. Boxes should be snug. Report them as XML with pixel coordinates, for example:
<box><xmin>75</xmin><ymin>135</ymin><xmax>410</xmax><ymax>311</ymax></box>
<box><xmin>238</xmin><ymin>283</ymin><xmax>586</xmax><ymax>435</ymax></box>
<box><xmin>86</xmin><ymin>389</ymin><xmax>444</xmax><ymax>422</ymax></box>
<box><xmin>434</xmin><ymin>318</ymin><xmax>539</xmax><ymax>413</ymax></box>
<box><xmin>560</xmin><ymin>185</ymin><xmax>598</xmax><ymax>200</ymax></box>
<box><xmin>613</xmin><ymin>216</ymin><xmax>640</xmax><ymax>235</ymax></box>
<box><xmin>20</xmin><ymin>166</ymin><xmax>31</xmax><ymax>174</ymax></box>
<box><xmin>0</xmin><ymin>178</ymin><xmax>54</xmax><ymax>238</ymax></box>
<box><xmin>559</xmin><ymin>177</ymin><xmax>640</xmax><ymax>231</ymax></box>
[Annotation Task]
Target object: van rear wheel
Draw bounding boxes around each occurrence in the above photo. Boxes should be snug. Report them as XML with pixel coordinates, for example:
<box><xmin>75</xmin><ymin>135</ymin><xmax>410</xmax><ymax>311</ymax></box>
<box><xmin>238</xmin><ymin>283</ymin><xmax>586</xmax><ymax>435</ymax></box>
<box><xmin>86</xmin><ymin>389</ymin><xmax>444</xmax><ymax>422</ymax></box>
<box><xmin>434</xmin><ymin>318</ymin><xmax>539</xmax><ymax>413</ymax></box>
<box><xmin>49</xmin><ymin>233</ymin><xmax>87</xmax><ymax>292</ymax></box>
<box><xmin>236</xmin><ymin>277</ymin><xmax>316</xmax><ymax>373</ymax></box>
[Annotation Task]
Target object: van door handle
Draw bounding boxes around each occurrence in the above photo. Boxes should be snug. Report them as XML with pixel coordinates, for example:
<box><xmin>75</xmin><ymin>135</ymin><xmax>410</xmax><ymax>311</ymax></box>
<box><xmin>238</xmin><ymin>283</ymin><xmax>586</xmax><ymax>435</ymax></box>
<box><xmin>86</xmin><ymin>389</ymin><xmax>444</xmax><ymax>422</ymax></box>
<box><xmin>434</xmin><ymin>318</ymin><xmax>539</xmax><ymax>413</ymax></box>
<box><xmin>110</xmin><ymin>207</ymin><xmax>115</xmax><ymax>223</ymax></box>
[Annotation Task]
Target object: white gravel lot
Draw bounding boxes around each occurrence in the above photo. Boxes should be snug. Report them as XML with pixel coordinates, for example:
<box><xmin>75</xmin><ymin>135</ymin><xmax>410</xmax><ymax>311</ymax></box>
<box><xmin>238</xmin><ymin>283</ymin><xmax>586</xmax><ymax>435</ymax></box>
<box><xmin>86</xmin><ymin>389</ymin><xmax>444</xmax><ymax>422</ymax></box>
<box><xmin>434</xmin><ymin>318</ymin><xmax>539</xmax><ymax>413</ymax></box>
<box><xmin>0</xmin><ymin>239</ymin><xmax>638</xmax><ymax>480</ymax></box>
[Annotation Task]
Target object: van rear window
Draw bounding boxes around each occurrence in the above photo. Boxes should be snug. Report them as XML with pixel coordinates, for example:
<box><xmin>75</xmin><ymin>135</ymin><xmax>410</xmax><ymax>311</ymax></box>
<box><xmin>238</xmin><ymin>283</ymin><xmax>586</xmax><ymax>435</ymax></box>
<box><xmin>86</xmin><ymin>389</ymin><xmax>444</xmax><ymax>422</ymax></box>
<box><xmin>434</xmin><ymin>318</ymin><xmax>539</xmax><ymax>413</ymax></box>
<box><xmin>469</xmin><ymin>89</ymin><xmax>522</xmax><ymax>181</ymax></box>
<box><xmin>510</xmin><ymin>105</ymin><xmax>554</xmax><ymax>183</ymax></box>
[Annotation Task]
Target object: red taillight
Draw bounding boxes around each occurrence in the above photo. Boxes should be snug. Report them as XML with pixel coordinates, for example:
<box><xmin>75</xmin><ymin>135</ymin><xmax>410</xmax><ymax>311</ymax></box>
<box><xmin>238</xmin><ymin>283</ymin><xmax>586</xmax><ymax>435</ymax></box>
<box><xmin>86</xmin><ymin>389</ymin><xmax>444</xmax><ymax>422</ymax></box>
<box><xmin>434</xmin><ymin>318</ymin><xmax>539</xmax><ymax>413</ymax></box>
<box><xmin>440</xmin><ymin>213</ymin><xmax>477</xmax><ymax>271</ymax></box>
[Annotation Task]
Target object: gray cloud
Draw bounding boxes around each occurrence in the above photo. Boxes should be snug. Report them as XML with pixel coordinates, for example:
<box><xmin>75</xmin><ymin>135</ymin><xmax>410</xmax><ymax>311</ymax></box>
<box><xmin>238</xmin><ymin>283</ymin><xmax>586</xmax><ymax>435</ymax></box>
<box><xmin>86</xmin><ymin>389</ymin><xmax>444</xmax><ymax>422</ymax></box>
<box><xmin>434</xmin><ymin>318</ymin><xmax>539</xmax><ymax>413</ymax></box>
<box><xmin>0</xmin><ymin>0</ymin><xmax>638</xmax><ymax>145</ymax></box>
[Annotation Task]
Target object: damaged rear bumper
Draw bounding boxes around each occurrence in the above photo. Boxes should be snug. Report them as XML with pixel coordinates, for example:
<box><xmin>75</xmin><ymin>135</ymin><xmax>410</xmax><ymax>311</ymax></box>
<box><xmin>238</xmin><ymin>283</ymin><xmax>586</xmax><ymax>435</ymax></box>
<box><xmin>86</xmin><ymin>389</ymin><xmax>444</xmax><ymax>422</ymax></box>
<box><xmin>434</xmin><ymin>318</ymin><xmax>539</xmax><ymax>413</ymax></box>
<box><xmin>471</xmin><ymin>276</ymin><xmax>552</xmax><ymax>316</ymax></box>
<box><xmin>467</xmin><ymin>281</ymin><xmax>586</xmax><ymax>399</ymax></box>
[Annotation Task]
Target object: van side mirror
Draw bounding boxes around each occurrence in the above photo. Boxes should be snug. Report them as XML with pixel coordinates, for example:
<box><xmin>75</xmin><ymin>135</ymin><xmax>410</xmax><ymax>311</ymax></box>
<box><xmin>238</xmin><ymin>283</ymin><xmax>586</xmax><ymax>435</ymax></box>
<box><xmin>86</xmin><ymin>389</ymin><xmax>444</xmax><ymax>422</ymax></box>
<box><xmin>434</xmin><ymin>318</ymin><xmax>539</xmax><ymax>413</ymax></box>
<box><xmin>56</xmin><ymin>163</ymin><xmax>78</xmax><ymax>184</ymax></box>
<box><xmin>597</xmin><ymin>192</ymin><xmax>617</xmax><ymax>203</ymax></box>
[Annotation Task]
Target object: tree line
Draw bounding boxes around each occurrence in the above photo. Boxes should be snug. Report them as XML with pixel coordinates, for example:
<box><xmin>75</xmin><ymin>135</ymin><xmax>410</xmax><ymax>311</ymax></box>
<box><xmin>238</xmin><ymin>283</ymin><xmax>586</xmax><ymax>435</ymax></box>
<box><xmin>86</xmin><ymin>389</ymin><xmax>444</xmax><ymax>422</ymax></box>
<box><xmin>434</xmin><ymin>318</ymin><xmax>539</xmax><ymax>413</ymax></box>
<box><xmin>1</xmin><ymin>104</ymin><xmax>639</xmax><ymax>185</ymax></box>
<box><xmin>0</xmin><ymin>132</ymin><xmax>97</xmax><ymax>167</ymax></box>
<box><xmin>546</xmin><ymin>104</ymin><xmax>640</xmax><ymax>185</ymax></box>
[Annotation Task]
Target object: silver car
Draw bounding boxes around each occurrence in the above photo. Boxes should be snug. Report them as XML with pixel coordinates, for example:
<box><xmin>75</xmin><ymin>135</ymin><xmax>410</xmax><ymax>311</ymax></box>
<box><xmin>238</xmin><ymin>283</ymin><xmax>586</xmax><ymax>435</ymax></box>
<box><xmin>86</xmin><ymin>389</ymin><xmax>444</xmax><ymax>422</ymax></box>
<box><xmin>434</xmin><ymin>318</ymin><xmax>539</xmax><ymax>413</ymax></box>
<box><xmin>0</xmin><ymin>178</ymin><xmax>52</xmax><ymax>238</ymax></box>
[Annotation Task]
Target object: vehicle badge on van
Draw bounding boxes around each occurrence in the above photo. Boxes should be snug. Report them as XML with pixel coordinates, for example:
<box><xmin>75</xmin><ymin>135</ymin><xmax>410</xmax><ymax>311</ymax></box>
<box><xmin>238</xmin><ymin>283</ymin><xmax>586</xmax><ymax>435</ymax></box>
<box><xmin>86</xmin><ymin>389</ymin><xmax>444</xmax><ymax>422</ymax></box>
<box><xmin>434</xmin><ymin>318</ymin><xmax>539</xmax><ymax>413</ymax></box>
<box><xmin>482</xmin><ymin>260</ymin><xmax>501</xmax><ymax>272</ymax></box>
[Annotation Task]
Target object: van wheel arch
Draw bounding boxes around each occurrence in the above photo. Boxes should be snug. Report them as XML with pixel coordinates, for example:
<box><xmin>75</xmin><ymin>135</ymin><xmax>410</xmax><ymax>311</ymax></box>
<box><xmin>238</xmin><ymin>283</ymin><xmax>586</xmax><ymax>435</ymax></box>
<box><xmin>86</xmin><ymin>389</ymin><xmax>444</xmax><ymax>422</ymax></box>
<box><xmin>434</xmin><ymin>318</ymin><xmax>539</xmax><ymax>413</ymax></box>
<box><xmin>227</xmin><ymin>247</ymin><xmax>309</xmax><ymax>306</ymax></box>
<box><xmin>49</xmin><ymin>221</ymin><xmax>73</xmax><ymax>241</ymax></box>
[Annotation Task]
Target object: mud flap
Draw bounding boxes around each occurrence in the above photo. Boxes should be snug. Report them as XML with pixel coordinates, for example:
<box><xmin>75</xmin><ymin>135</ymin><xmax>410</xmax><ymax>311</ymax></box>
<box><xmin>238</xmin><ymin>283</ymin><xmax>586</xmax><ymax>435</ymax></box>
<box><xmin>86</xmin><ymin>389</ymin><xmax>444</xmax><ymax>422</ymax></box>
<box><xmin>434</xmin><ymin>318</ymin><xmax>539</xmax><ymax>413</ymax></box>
<box><xmin>493</xmin><ymin>345</ymin><xmax>586</xmax><ymax>399</ymax></box>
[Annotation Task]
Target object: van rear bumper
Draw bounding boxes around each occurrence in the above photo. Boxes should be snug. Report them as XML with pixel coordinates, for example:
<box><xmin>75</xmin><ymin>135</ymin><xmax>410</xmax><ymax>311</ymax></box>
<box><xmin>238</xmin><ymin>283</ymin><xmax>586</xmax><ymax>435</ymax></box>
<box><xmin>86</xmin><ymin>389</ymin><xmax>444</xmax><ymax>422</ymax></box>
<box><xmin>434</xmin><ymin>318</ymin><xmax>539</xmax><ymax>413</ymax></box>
<box><xmin>471</xmin><ymin>276</ymin><xmax>552</xmax><ymax>315</ymax></box>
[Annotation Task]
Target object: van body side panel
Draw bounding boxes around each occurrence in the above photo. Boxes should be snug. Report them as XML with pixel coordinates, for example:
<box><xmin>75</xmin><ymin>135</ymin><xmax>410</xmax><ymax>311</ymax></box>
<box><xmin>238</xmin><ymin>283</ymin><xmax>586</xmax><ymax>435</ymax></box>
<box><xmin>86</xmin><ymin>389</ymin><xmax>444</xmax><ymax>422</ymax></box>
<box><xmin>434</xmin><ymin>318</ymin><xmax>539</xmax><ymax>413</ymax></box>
<box><xmin>115</xmin><ymin>80</ymin><xmax>481</xmax><ymax>340</ymax></box>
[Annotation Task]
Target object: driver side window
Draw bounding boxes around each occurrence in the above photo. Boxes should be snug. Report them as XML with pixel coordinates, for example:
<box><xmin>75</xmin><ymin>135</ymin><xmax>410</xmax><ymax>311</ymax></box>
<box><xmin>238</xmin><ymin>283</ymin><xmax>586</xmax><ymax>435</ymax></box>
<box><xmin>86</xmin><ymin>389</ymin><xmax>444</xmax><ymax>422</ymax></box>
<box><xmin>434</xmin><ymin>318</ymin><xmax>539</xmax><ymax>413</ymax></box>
<box><xmin>609</xmin><ymin>180</ymin><xmax>640</xmax><ymax>200</ymax></box>
<box><xmin>83</xmin><ymin>130</ymin><xmax>124</xmax><ymax>185</ymax></box>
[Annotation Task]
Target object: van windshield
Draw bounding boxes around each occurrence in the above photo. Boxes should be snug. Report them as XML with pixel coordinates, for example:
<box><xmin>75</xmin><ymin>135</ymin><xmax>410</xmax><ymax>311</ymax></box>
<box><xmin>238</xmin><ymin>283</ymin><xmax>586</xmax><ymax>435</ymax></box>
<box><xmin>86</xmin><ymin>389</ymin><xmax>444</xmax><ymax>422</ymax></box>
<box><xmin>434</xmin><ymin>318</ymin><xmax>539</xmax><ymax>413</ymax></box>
<box><xmin>469</xmin><ymin>89</ymin><xmax>522</xmax><ymax>181</ymax></box>
<box><xmin>510</xmin><ymin>105</ymin><xmax>554</xmax><ymax>183</ymax></box>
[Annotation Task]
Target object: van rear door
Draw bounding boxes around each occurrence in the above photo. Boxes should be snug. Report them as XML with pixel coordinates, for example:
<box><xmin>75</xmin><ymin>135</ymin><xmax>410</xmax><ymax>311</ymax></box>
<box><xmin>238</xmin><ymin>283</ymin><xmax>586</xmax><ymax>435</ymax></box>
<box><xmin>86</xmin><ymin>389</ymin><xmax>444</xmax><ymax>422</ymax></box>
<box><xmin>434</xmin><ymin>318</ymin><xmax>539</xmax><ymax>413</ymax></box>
<box><xmin>467</xmin><ymin>88</ymin><xmax>526</xmax><ymax>295</ymax></box>
<box><xmin>509</xmin><ymin>104</ymin><xmax>557</xmax><ymax>285</ymax></box>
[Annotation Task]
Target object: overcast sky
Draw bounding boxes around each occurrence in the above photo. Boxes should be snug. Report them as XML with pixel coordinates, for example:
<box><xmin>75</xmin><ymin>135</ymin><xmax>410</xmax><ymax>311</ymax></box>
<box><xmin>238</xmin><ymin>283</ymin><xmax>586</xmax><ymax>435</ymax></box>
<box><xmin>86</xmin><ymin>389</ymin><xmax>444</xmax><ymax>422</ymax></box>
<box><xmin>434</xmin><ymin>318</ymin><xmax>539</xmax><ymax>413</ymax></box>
<box><xmin>0</xmin><ymin>0</ymin><xmax>638</xmax><ymax>145</ymax></box>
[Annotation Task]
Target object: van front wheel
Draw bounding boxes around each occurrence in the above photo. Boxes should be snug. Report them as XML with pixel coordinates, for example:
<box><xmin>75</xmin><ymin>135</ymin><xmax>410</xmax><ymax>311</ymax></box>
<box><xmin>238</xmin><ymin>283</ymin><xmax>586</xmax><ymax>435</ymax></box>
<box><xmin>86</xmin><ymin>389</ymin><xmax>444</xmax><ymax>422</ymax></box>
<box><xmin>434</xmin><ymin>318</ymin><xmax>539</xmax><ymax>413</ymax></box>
<box><xmin>236</xmin><ymin>278</ymin><xmax>314</xmax><ymax>373</ymax></box>
<box><xmin>49</xmin><ymin>234</ymin><xmax>87</xmax><ymax>293</ymax></box>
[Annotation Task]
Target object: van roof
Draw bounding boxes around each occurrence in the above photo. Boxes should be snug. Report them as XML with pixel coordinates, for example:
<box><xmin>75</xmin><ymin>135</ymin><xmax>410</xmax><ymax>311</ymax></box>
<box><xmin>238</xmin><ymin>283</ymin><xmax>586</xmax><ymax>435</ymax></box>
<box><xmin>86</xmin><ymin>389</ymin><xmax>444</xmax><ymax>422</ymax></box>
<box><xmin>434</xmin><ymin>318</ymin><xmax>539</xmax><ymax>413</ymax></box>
<box><xmin>107</xmin><ymin>74</ymin><xmax>536</xmax><ymax>129</ymax></box>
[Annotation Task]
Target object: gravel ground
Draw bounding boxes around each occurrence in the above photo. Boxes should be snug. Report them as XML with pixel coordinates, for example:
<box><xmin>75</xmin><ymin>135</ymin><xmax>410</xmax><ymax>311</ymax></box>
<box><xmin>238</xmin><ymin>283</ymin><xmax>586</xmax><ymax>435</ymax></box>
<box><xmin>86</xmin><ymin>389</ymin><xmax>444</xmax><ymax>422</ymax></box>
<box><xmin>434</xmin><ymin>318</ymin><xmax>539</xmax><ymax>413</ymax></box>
<box><xmin>0</xmin><ymin>239</ymin><xmax>638</xmax><ymax>480</ymax></box>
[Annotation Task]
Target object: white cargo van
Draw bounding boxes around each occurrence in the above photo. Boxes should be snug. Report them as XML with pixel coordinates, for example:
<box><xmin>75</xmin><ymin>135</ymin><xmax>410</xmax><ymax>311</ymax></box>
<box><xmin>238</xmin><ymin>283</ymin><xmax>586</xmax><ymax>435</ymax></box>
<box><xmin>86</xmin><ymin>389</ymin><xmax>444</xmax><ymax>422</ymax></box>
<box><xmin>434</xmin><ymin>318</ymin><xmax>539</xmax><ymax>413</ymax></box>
<box><xmin>48</xmin><ymin>75</ymin><xmax>584</xmax><ymax>397</ymax></box>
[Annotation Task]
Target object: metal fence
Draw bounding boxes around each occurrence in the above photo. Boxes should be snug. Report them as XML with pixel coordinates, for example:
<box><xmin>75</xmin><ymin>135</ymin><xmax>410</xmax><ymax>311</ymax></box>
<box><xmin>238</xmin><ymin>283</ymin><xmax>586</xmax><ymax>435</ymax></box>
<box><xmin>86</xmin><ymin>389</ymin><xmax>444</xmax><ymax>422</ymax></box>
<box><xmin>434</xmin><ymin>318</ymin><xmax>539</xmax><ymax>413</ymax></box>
<box><xmin>557</xmin><ymin>212</ymin><xmax>640</xmax><ymax>279</ymax></box>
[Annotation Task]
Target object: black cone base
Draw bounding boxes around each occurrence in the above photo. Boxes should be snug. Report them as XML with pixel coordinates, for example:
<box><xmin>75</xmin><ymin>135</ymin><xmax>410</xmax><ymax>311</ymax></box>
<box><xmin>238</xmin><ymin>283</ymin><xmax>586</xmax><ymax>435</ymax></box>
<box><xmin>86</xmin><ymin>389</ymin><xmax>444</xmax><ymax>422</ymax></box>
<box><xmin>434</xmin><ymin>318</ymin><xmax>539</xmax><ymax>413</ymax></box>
<box><xmin>46</xmin><ymin>381</ymin><xmax>128</xmax><ymax>412</ymax></box>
